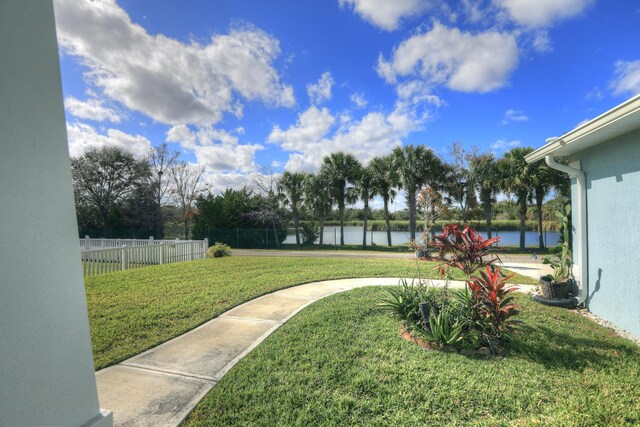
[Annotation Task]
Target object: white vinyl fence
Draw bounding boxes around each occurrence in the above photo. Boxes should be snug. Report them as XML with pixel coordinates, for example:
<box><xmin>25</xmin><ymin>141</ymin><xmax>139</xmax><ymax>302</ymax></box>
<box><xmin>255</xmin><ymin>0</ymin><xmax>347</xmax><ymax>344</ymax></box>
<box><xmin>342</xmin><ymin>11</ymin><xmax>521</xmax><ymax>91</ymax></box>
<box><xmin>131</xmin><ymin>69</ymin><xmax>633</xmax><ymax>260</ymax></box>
<box><xmin>79</xmin><ymin>236</ymin><xmax>209</xmax><ymax>277</ymax></box>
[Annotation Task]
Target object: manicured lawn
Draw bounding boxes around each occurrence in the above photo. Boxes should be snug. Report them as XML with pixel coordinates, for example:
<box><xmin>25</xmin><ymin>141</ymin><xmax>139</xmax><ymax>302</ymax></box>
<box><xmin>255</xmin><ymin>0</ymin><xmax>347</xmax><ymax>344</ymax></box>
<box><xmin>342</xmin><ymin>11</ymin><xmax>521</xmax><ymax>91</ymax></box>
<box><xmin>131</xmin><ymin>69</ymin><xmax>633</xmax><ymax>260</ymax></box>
<box><xmin>184</xmin><ymin>287</ymin><xmax>640</xmax><ymax>426</ymax></box>
<box><xmin>279</xmin><ymin>243</ymin><xmax>413</xmax><ymax>252</ymax></box>
<box><xmin>86</xmin><ymin>256</ymin><xmax>535</xmax><ymax>369</ymax></box>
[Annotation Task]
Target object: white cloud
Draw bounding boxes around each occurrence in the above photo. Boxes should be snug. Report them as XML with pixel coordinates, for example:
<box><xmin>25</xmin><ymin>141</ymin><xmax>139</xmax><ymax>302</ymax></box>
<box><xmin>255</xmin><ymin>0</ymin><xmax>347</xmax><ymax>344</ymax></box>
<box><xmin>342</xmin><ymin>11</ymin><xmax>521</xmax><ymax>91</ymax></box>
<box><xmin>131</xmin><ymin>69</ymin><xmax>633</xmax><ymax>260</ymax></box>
<box><xmin>54</xmin><ymin>0</ymin><xmax>294</xmax><ymax>127</ymax></box>
<box><xmin>306</xmin><ymin>72</ymin><xmax>335</xmax><ymax>105</ymax></box>
<box><xmin>395</xmin><ymin>80</ymin><xmax>444</xmax><ymax>108</ymax></box>
<box><xmin>495</xmin><ymin>0</ymin><xmax>594</xmax><ymax>27</ymax></box>
<box><xmin>64</xmin><ymin>96</ymin><xmax>124</xmax><ymax>123</ymax></box>
<box><xmin>66</xmin><ymin>122</ymin><xmax>151</xmax><ymax>158</ymax></box>
<box><xmin>166</xmin><ymin>125</ymin><xmax>262</xmax><ymax>172</ymax></box>
<box><xmin>377</xmin><ymin>22</ymin><xmax>519</xmax><ymax>93</ymax></box>
<box><xmin>193</xmin><ymin>144</ymin><xmax>263</xmax><ymax>173</ymax></box>
<box><xmin>269</xmin><ymin>105</ymin><xmax>422</xmax><ymax>172</ymax></box>
<box><xmin>501</xmin><ymin>109</ymin><xmax>528</xmax><ymax>124</ymax></box>
<box><xmin>350</xmin><ymin>92</ymin><xmax>368</xmax><ymax>109</ymax></box>
<box><xmin>490</xmin><ymin>139</ymin><xmax>521</xmax><ymax>152</ymax></box>
<box><xmin>458</xmin><ymin>0</ymin><xmax>488</xmax><ymax>23</ymax></box>
<box><xmin>203</xmin><ymin>171</ymin><xmax>258</xmax><ymax>194</ymax></box>
<box><xmin>584</xmin><ymin>87</ymin><xmax>604</xmax><ymax>101</ymax></box>
<box><xmin>610</xmin><ymin>60</ymin><xmax>640</xmax><ymax>97</ymax></box>
<box><xmin>339</xmin><ymin>0</ymin><xmax>433</xmax><ymax>31</ymax></box>
<box><xmin>267</xmin><ymin>106</ymin><xmax>335</xmax><ymax>151</ymax></box>
<box><xmin>531</xmin><ymin>30</ymin><xmax>552</xmax><ymax>53</ymax></box>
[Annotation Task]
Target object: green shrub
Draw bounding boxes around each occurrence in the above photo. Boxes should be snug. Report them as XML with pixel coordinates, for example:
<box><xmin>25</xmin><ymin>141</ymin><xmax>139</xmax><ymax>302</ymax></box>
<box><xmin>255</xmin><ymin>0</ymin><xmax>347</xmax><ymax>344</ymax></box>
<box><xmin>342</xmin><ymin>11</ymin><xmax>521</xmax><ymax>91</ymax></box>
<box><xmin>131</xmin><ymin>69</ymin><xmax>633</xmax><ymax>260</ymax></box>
<box><xmin>300</xmin><ymin>222</ymin><xmax>319</xmax><ymax>245</ymax></box>
<box><xmin>206</xmin><ymin>242</ymin><xmax>232</xmax><ymax>258</ymax></box>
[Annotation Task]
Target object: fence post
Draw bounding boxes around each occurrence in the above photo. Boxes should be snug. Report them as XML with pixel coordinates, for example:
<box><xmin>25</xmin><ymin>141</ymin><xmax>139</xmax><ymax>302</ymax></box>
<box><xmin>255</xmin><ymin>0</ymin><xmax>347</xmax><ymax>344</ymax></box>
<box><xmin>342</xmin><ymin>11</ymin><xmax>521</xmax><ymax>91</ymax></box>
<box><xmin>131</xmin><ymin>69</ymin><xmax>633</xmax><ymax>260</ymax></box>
<box><xmin>204</xmin><ymin>238</ymin><xmax>209</xmax><ymax>258</ymax></box>
<box><xmin>189</xmin><ymin>240</ymin><xmax>194</xmax><ymax>260</ymax></box>
<box><xmin>159</xmin><ymin>242</ymin><xmax>164</xmax><ymax>265</ymax></box>
<box><xmin>121</xmin><ymin>245</ymin><xmax>128</xmax><ymax>271</ymax></box>
<box><xmin>85</xmin><ymin>235</ymin><xmax>90</xmax><ymax>250</ymax></box>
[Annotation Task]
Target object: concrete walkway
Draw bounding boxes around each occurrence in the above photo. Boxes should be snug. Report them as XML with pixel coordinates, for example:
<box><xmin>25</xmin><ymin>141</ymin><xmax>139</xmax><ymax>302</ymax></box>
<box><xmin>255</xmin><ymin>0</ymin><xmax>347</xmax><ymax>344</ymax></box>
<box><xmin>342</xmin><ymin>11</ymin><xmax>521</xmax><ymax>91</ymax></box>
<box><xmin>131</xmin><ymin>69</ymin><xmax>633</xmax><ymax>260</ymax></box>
<box><xmin>95</xmin><ymin>274</ymin><xmax>540</xmax><ymax>426</ymax></box>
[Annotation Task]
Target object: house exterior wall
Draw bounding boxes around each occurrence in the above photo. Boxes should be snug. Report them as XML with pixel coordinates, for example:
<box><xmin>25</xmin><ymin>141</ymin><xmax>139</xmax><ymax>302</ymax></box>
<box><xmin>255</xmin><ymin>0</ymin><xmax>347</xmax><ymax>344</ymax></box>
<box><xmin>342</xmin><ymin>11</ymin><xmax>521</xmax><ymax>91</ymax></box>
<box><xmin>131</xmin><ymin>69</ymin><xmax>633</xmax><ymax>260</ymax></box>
<box><xmin>573</xmin><ymin>127</ymin><xmax>640</xmax><ymax>338</ymax></box>
<box><xmin>0</xmin><ymin>2</ymin><xmax>111</xmax><ymax>425</ymax></box>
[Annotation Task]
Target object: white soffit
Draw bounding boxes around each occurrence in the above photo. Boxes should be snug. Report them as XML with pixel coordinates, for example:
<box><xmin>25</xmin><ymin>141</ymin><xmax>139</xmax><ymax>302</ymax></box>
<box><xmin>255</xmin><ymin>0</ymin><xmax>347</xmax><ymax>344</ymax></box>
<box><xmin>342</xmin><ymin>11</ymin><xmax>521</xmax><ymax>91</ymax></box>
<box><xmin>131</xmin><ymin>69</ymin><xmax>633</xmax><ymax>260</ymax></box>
<box><xmin>526</xmin><ymin>94</ymin><xmax>640</xmax><ymax>163</ymax></box>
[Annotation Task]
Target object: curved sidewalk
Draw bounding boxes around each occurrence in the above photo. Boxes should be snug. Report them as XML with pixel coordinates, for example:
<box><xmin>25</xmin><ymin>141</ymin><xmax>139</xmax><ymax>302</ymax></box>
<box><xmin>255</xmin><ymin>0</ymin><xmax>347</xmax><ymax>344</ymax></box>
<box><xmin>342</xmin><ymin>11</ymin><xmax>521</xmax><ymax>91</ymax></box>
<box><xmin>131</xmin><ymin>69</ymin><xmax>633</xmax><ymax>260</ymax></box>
<box><xmin>95</xmin><ymin>277</ymin><xmax>535</xmax><ymax>426</ymax></box>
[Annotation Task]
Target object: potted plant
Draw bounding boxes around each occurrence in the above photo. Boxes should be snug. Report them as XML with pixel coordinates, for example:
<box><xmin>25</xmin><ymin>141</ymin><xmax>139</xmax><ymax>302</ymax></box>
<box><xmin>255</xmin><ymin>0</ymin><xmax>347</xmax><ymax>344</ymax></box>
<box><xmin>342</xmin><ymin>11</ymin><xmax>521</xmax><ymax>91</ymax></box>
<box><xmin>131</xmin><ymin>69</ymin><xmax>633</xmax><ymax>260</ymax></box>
<box><xmin>540</xmin><ymin>205</ymin><xmax>573</xmax><ymax>299</ymax></box>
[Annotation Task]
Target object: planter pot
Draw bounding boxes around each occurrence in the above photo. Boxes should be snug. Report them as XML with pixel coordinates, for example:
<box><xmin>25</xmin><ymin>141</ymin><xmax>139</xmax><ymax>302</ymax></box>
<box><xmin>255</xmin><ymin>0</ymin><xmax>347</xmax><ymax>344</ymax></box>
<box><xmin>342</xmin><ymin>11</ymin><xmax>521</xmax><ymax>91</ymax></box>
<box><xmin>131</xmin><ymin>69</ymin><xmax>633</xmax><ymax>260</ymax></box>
<box><xmin>539</xmin><ymin>278</ymin><xmax>572</xmax><ymax>300</ymax></box>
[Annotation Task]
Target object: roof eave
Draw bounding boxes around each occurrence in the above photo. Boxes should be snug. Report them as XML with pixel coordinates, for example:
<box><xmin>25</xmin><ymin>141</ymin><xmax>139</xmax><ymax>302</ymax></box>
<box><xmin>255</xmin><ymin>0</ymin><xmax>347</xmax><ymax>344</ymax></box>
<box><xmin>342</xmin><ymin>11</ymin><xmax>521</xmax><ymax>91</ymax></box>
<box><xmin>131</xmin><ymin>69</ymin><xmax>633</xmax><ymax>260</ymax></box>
<box><xmin>526</xmin><ymin>93</ymin><xmax>640</xmax><ymax>164</ymax></box>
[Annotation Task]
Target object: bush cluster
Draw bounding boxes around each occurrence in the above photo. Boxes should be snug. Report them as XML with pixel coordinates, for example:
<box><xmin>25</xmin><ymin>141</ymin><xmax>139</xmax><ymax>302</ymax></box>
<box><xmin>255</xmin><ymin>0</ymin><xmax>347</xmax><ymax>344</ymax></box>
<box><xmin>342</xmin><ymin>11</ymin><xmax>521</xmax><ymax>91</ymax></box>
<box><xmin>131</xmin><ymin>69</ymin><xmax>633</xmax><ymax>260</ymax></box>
<box><xmin>206</xmin><ymin>242</ymin><xmax>232</xmax><ymax>258</ymax></box>
<box><xmin>380</xmin><ymin>225</ymin><xmax>522</xmax><ymax>354</ymax></box>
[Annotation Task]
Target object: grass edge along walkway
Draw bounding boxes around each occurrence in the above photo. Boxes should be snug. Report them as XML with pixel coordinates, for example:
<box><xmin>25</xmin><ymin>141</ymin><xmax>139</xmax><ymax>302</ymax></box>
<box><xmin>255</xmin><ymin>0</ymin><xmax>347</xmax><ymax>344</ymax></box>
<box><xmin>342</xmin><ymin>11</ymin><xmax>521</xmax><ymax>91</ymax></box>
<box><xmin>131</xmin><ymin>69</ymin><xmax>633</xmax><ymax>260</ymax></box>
<box><xmin>86</xmin><ymin>256</ymin><xmax>538</xmax><ymax>370</ymax></box>
<box><xmin>183</xmin><ymin>286</ymin><xmax>640</xmax><ymax>426</ymax></box>
<box><xmin>97</xmin><ymin>278</ymin><xmax>448</xmax><ymax>426</ymax></box>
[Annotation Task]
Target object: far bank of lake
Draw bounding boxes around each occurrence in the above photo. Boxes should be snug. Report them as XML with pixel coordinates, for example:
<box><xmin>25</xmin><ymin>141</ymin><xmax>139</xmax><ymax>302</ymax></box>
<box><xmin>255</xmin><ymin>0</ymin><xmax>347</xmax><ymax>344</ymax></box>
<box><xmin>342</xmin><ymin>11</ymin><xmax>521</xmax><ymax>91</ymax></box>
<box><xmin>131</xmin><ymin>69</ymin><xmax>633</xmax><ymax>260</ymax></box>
<box><xmin>285</xmin><ymin>225</ymin><xmax>560</xmax><ymax>247</ymax></box>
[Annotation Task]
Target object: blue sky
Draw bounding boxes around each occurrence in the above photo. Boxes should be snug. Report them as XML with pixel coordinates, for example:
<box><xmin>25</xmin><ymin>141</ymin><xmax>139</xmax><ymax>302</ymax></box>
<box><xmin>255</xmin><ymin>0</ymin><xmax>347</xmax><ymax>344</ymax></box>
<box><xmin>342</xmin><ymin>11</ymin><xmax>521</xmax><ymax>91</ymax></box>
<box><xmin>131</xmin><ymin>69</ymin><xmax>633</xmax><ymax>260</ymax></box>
<box><xmin>54</xmin><ymin>0</ymin><xmax>640</xmax><ymax>194</ymax></box>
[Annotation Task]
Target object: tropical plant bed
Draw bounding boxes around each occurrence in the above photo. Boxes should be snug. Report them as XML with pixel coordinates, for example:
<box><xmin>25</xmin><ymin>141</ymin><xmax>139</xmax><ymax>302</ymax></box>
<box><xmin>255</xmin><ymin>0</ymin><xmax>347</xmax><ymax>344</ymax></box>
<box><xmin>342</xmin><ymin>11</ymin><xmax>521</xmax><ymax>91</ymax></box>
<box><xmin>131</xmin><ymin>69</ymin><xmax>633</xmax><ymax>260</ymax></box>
<box><xmin>399</xmin><ymin>325</ymin><xmax>495</xmax><ymax>356</ymax></box>
<box><xmin>380</xmin><ymin>225</ymin><xmax>522</xmax><ymax>356</ymax></box>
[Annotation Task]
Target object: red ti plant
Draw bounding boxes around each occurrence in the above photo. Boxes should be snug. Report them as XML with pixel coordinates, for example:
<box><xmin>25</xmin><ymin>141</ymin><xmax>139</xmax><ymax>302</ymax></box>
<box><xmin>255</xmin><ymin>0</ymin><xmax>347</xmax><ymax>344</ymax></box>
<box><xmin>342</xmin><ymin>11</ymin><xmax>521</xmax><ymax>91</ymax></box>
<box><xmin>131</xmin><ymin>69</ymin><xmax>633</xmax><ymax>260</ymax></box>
<box><xmin>468</xmin><ymin>266</ymin><xmax>522</xmax><ymax>342</ymax></box>
<box><xmin>433</xmin><ymin>224</ymin><xmax>501</xmax><ymax>278</ymax></box>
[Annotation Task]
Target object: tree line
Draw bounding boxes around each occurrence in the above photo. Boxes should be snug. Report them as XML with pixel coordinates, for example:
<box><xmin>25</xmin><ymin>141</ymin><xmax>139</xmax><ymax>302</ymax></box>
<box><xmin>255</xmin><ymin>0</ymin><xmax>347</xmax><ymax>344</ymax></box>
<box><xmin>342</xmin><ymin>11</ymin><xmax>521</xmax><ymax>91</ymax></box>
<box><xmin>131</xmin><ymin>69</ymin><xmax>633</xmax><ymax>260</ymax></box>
<box><xmin>71</xmin><ymin>143</ymin><xmax>568</xmax><ymax>251</ymax></box>
<box><xmin>71</xmin><ymin>144</ymin><xmax>206</xmax><ymax>240</ymax></box>
<box><xmin>271</xmin><ymin>144</ymin><xmax>568</xmax><ymax>251</ymax></box>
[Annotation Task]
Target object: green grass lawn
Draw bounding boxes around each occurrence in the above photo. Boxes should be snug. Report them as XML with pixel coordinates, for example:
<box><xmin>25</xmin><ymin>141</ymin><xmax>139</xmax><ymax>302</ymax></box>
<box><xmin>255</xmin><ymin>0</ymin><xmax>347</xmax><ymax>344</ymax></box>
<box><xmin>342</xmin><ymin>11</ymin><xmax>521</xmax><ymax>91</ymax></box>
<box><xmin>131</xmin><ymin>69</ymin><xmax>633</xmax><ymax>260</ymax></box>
<box><xmin>184</xmin><ymin>287</ymin><xmax>640</xmax><ymax>426</ymax></box>
<box><xmin>87</xmin><ymin>256</ymin><xmax>536</xmax><ymax>370</ymax></box>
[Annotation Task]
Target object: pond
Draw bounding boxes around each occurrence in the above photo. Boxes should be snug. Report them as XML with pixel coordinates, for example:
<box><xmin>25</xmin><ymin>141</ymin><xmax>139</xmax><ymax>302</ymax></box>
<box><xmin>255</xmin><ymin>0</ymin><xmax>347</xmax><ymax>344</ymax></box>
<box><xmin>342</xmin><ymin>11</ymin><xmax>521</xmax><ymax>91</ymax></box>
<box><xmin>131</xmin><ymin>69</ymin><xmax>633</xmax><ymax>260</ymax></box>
<box><xmin>285</xmin><ymin>225</ymin><xmax>560</xmax><ymax>248</ymax></box>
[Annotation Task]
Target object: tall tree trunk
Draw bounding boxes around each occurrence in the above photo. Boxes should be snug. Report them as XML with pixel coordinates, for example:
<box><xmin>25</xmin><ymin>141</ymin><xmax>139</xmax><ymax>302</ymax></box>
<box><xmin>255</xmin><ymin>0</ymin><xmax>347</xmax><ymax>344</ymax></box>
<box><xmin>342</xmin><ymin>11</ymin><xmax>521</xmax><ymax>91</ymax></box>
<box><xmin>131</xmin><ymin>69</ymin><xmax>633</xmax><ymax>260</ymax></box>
<box><xmin>518</xmin><ymin>197</ymin><xmax>527</xmax><ymax>251</ymax></box>
<box><xmin>460</xmin><ymin>185</ymin><xmax>467</xmax><ymax>224</ymax></box>
<box><xmin>536</xmin><ymin>189</ymin><xmax>545</xmax><ymax>250</ymax></box>
<box><xmin>383</xmin><ymin>196</ymin><xmax>392</xmax><ymax>247</ymax></box>
<box><xmin>362</xmin><ymin>200</ymin><xmax>368</xmax><ymax>248</ymax></box>
<box><xmin>319</xmin><ymin>215</ymin><xmax>325</xmax><ymax>246</ymax></box>
<box><xmin>407</xmin><ymin>187</ymin><xmax>417</xmax><ymax>241</ymax></box>
<box><xmin>485</xmin><ymin>203</ymin><xmax>492</xmax><ymax>239</ymax></box>
<box><xmin>273</xmin><ymin>224</ymin><xmax>280</xmax><ymax>248</ymax></box>
<box><xmin>183</xmin><ymin>220</ymin><xmax>189</xmax><ymax>240</ymax></box>
<box><xmin>156</xmin><ymin>190</ymin><xmax>163</xmax><ymax>239</ymax></box>
<box><xmin>339</xmin><ymin>203</ymin><xmax>345</xmax><ymax>246</ymax></box>
<box><xmin>293</xmin><ymin>208</ymin><xmax>300</xmax><ymax>246</ymax></box>
<box><xmin>482</xmin><ymin>189</ymin><xmax>492</xmax><ymax>239</ymax></box>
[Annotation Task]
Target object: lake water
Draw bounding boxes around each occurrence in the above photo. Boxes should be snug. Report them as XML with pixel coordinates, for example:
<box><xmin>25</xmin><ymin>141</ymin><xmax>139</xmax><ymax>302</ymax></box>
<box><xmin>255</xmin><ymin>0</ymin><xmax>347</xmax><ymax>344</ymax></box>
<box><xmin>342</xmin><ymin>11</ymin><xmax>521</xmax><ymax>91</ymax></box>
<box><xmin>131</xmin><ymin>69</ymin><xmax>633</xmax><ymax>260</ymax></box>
<box><xmin>285</xmin><ymin>225</ymin><xmax>560</xmax><ymax>247</ymax></box>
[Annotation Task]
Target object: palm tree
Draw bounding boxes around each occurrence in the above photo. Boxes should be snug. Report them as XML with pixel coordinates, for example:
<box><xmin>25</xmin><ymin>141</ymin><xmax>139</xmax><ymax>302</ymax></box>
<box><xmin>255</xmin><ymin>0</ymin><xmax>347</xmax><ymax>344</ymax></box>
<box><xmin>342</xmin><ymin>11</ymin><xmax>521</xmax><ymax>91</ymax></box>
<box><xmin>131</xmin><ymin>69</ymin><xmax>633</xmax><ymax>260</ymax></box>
<box><xmin>392</xmin><ymin>145</ymin><xmax>443</xmax><ymax>241</ymax></box>
<box><xmin>369</xmin><ymin>155</ymin><xmax>397</xmax><ymax>246</ymax></box>
<box><xmin>468</xmin><ymin>152</ymin><xmax>497</xmax><ymax>238</ymax></box>
<box><xmin>354</xmin><ymin>164</ymin><xmax>373</xmax><ymax>248</ymax></box>
<box><xmin>441</xmin><ymin>162</ymin><xmax>478</xmax><ymax>223</ymax></box>
<box><xmin>277</xmin><ymin>171</ymin><xmax>307</xmax><ymax>246</ymax></box>
<box><xmin>497</xmin><ymin>147</ymin><xmax>535</xmax><ymax>251</ymax></box>
<box><xmin>530</xmin><ymin>159</ymin><xmax>569</xmax><ymax>249</ymax></box>
<box><xmin>320</xmin><ymin>152</ymin><xmax>362</xmax><ymax>246</ymax></box>
<box><xmin>303</xmin><ymin>172</ymin><xmax>332</xmax><ymax>246</ymax></box>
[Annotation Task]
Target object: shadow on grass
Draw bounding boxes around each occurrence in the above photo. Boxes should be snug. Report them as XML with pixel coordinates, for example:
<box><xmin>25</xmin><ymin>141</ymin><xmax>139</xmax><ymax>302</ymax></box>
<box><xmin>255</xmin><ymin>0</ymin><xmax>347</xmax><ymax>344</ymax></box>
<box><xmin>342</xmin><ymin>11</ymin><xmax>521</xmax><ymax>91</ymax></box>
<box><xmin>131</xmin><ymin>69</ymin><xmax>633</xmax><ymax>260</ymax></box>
<box><xmin>510</xmin><ymin>322</ymin><xmax>639</xmax><ymax>371</ymax></box>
